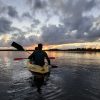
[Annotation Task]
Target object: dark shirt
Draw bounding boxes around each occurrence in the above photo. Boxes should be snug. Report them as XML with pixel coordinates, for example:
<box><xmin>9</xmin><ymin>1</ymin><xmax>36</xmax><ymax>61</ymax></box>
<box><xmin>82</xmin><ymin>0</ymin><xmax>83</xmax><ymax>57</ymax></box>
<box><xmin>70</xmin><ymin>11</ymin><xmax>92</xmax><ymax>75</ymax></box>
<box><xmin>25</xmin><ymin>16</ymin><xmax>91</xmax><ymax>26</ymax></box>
<box><xmin>28</xmin><ymin>50</ymin><xmax>50</xmax><ymax>66</ymax></box>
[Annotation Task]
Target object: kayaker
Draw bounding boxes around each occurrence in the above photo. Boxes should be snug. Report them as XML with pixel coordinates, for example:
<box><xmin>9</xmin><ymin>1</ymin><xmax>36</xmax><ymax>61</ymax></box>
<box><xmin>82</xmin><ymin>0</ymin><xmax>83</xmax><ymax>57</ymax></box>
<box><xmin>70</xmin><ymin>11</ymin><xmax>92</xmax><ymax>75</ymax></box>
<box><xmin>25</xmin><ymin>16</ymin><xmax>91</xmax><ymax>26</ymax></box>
<box><xmin>28</xmin><ymin>44</ymin><xmax>51</xmax><ymax>93</ymax></box>
<box><xmin>28</xmin><ymin>43</ymin><xmax>51</xmax><ymax>66</ymax></box>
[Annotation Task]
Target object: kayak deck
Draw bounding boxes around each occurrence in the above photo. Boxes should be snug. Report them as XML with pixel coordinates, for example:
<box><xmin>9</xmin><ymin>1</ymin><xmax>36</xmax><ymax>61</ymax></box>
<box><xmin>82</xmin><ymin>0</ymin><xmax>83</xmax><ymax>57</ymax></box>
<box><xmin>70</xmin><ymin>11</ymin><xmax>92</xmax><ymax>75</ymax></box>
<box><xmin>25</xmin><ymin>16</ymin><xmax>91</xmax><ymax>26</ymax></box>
<box><xmin>27</xmin><ymin>62</ymin><xmax>50</xmax><ymax>74</ymax></box>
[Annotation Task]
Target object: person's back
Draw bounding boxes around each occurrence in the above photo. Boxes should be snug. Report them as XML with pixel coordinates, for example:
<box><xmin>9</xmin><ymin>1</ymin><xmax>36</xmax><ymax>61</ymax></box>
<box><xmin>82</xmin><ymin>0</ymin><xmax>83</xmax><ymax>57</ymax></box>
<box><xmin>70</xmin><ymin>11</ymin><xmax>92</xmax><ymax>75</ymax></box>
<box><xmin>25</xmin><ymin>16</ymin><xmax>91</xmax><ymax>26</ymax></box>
<box><xmin>28</xmin><ymin>44</ymin><xmax>50</xmax><ymax>66</ymax></box>
<box><xmin>33</xmin><ymin>50</ymin><xmax>48</xmax><ymax>66</ymax></box>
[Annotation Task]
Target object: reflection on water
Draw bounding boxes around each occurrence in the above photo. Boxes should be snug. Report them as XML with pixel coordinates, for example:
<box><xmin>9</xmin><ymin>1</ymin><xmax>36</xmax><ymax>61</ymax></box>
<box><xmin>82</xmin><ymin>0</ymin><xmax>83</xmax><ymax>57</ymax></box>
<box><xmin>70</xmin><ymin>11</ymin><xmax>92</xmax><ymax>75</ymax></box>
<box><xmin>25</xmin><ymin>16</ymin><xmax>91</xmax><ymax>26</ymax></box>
<box><xmin>0</xmin><ymin>51</ymin><xmax>100</xmax><ymax>100</ymax></box>
<box><xmin>47</xmin><ymin>51</ymin><xmax>100</xmax><ymax>68</ymax></box>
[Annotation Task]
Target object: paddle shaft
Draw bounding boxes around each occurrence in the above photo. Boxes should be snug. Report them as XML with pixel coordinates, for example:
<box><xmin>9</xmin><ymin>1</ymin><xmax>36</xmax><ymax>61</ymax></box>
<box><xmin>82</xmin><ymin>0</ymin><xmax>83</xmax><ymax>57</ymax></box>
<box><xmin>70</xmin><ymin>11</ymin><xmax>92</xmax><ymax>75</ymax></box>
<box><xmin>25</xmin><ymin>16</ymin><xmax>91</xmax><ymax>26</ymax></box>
<box><xmin>24</xmin><ymin>50</ymin><xmax>31</xmax><ymax>54</ymax></box>
<box><xmin>14</xmin><ymin>57</ymin><xmax>55</xmax><ymax>60</ymax></box>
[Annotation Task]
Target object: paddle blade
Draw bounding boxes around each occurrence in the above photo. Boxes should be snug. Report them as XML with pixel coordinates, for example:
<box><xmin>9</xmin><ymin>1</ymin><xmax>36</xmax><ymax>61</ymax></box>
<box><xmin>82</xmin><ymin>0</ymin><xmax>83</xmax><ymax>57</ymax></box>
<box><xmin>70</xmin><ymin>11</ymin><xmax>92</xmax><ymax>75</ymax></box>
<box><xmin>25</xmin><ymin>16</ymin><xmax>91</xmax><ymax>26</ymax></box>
<box><xmin>11</xmin><ymin>42</ymin><xmax>25</xmax><ymax>51</ymax></box>
<box><xmin>51</xmin><ymin>65</ymin><xmax>58</xmax><ymax>68</ymax></box>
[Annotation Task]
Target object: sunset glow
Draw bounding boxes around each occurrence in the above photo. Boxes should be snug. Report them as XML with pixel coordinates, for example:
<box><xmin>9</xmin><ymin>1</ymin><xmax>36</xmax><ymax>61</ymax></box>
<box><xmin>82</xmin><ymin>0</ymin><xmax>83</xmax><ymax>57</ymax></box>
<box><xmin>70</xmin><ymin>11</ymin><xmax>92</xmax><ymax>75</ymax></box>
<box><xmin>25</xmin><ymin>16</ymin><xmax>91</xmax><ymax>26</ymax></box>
<box><xmin>25</xmin><ymin>42</ymin><xmax>100</xmax><ymax>50</ymax></box>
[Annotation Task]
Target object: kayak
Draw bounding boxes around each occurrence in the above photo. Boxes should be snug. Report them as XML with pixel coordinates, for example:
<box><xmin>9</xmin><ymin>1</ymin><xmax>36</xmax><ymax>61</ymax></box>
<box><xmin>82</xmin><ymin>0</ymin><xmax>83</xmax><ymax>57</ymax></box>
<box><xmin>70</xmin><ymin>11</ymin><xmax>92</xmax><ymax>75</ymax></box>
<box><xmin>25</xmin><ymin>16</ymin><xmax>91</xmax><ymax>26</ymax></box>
<box><xmin>27</xmin><ymin>61</ymin><xmax>50</xmax><ymax>74</ymax></box>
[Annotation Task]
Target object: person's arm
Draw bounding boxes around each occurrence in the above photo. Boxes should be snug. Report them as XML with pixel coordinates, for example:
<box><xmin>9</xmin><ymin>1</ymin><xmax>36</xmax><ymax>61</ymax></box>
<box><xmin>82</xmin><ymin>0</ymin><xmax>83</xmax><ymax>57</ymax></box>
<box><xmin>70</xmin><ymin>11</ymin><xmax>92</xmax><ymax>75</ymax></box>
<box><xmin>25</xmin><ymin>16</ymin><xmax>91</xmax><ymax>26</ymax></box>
<box><xmin>44</xmin><ymin>52</ymin><xmax>51</xmax><ymax>65</ymax></box>
<box><xmin>28</xmin><ymin>52</ymin><xmax>34</xmax><ymax>59</ymax></box>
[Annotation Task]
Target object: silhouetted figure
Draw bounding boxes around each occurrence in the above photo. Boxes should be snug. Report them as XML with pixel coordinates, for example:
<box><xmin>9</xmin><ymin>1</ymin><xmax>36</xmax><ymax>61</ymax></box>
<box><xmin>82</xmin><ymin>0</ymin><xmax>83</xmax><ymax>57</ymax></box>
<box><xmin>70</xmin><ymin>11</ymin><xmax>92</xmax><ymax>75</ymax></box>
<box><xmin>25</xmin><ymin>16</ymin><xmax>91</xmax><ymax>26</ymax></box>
<box><xmin>28</xmin><ymin>44</ymin><xmax>51</xmax><ymax>93</ymax></box>
<box><xmin>35</xmin><ymin>47</ymin><xmax>38</xmax><ymax>50</ymax></box>
<box><xmin>28</xmin><ymin>43</ymin><xmax>50</xmax><ymax>66</ymax></box>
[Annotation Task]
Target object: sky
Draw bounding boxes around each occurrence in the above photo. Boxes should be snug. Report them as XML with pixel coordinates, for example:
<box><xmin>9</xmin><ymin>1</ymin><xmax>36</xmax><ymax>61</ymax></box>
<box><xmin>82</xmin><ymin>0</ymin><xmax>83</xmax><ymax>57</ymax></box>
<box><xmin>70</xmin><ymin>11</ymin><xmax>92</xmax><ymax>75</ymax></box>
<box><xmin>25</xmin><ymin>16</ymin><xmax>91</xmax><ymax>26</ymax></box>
<box><xmin>0</xmin><ymin>0</ymin><xmax>100</xmax><ymax>49</ymax></box>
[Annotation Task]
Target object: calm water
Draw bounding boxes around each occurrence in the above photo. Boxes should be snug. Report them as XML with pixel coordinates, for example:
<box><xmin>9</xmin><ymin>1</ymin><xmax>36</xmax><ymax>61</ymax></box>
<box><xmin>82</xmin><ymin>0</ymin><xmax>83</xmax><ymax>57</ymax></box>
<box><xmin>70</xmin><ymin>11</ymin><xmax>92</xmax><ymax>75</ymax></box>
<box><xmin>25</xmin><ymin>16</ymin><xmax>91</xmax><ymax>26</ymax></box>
<box><xmin>0</xmin><ymin>51</ymin><xmax>100</xmax><ymax>100</ymax></box>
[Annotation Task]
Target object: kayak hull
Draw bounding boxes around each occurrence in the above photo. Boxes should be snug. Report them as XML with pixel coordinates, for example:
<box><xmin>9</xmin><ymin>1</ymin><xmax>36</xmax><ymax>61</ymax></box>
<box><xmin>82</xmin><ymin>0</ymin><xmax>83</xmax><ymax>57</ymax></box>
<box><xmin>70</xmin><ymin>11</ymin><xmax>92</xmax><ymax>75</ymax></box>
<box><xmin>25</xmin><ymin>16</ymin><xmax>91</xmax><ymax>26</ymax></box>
<box><xmin>27</xmin><ymin>62</ymin><xmax>50</xmax><ymax>75</ymax></box>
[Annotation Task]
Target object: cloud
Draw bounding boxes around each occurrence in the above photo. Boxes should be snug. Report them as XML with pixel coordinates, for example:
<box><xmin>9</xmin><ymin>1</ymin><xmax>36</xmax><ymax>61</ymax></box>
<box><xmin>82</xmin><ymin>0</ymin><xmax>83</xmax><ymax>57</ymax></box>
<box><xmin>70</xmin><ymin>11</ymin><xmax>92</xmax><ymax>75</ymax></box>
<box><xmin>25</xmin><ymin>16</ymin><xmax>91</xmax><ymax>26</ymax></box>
<box><xmin>33</xmin><ymin>0</ymin><xmax>46</xmax><ymax>9</ymax></box>
<box><xmin>0</xmin><ymin>0</ymin><xmax>7</xmax><ymax>15</ymax></box>
<box><xmin>0</xmin><ymin>17</ymin><xmax>12</xmax><ymax>33</ymax></box>
<box><xmin>10</xmin><ymin>34</ymin><xmax>26</xmax><ymax>45</ymax></box>
<box><xmin>7</xmin><ymin>6</ymin><xmax>19</xmax><ymax>18</ymax></box>
<box><xmin>41</xmin><ymin>25</ymin><xmax>67</xmax><ymax>44</ymax></box>
<box><xmin>0</xmin><ymin>17</ymin><xmax>22</xmax><ymax>34</ymax></box>
<box><xmin>22</xmin><ymin>12</ymin><xmax>32</xmax><ymax>19</ymax></box>
<box><xmin>87</xmin><ymin>18</ymin><xmax>100</xmax><ymax>41</ymax></box>
<box><xmin>31</xmin><ymin>19</ymin><xmax>40</xmax><ymax>28</ymax></box>
<box><xmin>9</xmin><ymin>33</ymin><xmax>40</xmax><ymax>46</ymax></box>
<box><xmin>26</xmin><ymin>35</ymin><xmax>41</xmax><ymax>45</ymax></box>
<box><xmin>27</xmin><ymin>0</ymin><xmax>47</xmax><ymax>10</ymax></box>
<box><xmin>26</xmin><ymin>0</ymin><xmax>49</xmax><ymax>18</ymax></box>
<box><xmin>39</xmin><ymin>0</ymin><xmax>100</xmax><ymax>44</ymax></box>
<box><xmin>0</xmin><ymin>0</ymin><xmax>100</xmax><ymax>46</ymax></box>
<box><xmin>0</xmin><ymin>1</ymin><xmax>19</xmax><ymax>18</ymax></box>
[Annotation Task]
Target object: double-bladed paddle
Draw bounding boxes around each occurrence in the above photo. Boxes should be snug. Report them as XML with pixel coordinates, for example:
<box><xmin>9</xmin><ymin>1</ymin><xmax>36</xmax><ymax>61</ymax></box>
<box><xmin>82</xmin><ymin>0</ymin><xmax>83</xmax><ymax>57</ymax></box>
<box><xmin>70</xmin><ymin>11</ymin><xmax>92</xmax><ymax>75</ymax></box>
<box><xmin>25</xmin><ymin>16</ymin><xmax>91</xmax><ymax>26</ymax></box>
<box><xmin>11</xmin><ymin>41</ymin><xmax>55</xmax><ymax>60</ymax></box>
<box><xmin>11</xmin><ymin>42</ymin><xmax>58</xmax><ymax>68</ymax></box>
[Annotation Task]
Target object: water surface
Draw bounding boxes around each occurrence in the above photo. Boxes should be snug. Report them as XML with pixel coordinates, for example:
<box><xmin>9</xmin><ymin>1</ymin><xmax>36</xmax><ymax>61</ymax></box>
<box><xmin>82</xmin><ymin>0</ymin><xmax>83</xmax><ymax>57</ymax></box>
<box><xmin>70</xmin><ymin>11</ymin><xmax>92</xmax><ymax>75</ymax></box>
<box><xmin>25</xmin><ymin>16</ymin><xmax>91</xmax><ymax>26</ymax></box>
<box><xmin>0</xmin><ymin>51</ymin><xmax>100</xmax><ymax>100</ymax></box>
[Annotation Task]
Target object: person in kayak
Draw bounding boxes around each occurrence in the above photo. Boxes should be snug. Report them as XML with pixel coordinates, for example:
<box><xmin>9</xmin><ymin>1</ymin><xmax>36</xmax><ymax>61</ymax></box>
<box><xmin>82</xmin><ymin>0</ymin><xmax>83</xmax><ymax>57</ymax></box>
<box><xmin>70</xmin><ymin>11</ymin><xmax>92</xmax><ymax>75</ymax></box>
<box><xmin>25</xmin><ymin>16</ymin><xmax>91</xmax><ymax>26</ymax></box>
<box><xmin>28</xmin><ymin>43</ymin><xmax>51</xmax><ymax>66</ymax></box>
<box><xmin>28</xmin><ymin>44</ymin><xmax>51</xmax><ymax>93</ymax></box>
